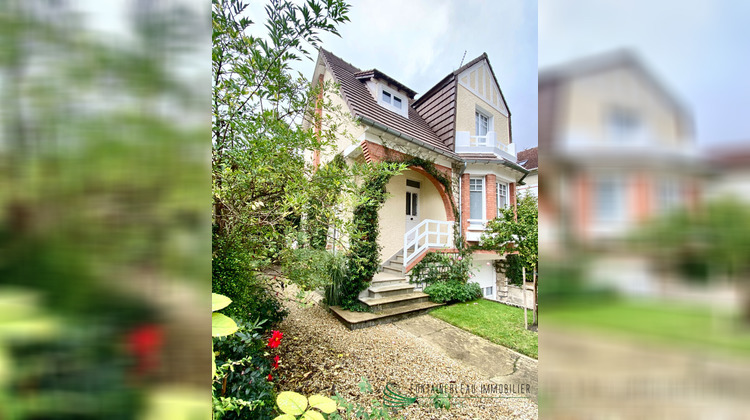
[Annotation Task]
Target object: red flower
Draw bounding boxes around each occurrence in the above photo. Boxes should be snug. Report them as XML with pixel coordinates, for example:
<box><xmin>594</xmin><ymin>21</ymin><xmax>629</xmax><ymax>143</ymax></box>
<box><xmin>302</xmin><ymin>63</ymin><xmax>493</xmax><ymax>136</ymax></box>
<box><xmin>125</xmin><ymin>324</ymin><xmax>163</xmax><ymax>376</ymax></box>
<box><xmin>272</xmin><ymin>355</ymin><xmax>280</xmax><ymax>369</ymax></box>
<box><xmin>267</xmin><ymin>330</ymin><xmax>283</xmax><ymax>349</ymax></box>
<box><xmin>267</xmin><ymin>373</ymin><xmax>273</xmax><ymax>381</ymax></box>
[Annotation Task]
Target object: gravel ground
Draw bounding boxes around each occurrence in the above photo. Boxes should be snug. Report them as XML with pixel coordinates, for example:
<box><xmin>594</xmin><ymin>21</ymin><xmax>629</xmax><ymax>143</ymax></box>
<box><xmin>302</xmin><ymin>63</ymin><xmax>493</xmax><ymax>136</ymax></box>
<box><xmin>274</xmin><ymin>285</ymin><xmax>538</xmax><ymax>419</ymax></box>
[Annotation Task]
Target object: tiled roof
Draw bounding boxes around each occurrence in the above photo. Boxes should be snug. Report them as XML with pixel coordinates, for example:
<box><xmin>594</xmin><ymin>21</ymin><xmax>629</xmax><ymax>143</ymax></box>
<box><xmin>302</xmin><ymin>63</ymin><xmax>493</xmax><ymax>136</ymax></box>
<box><xmin>319</xmin><ymin>49</ymin><xmax>457</xmax><ymax>157</ymax></box>
<box><xmin>516</xmin><ymin>147</ymin><xmax>538</xmax><ymax>170</ymax></box>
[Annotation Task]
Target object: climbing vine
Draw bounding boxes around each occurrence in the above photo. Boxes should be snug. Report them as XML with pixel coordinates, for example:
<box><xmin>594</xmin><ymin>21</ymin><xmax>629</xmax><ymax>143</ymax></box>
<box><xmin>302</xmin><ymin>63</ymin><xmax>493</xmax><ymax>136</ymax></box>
<box><xmin>341</xmin><ymin>162</ymin><xmax>406</xmax><ymax>310</ymax></box>
<box><xmin>341</xmin><ymin>152</ymin><xmax>473</xmax><ymax>310</ymax></box>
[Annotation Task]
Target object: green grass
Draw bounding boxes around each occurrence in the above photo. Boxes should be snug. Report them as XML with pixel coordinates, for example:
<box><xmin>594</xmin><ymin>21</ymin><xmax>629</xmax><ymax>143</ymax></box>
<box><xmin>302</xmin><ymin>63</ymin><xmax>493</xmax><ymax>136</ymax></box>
<box><xmin>545</xmin><ymin>298</ymin><xmax>750</xmax><ymax>357</ymax></box>
<box><xmin>430</xmin><ymin>299</ymin><xmax>538</xmax><ymax>359</ymax></box>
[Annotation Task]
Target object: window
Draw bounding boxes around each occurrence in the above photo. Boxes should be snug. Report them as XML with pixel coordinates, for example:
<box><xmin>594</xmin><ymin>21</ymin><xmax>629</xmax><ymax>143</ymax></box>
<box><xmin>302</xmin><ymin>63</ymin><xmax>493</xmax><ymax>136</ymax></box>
<box><xmin>497</xmin><ymin>182</ymin><xmax>509</xmax><ymax>215</ymax></box>
<box><xmin>608</xmin><ymin>107</ymin><xmax>640</xmax><ymax>142</ymax></box>
<box><xmin>657</xmin><ymin>178</ymin><xmax>682</xmax><ymax>212</ymax></box>
<box><xmin>595</xmin><ymin>176</ymin><xmax>625</xmax><ymax>222</ymax></box>
<box><xmin>405</xmin><ymin>191</ymin><xmax>418</xmax><ymax>216</ymax></box>
<box><xmin>469</xmin><ymin>178</ymin><xmax>484</xmax><ymax>220</ymax></box>
<box><xmin>484</xmin><ymin>286</ymin><xmax>493</xmax><ymax>296</ymax></box>
<box><xmin>377</xmin><ymin>86</ymin><xmax>407</xmax><ymax>116</ymax></box>
<box><xmin>475</xmin><ymin>111</ymin><xmax>490</xmax><ymax>136</ymax></box>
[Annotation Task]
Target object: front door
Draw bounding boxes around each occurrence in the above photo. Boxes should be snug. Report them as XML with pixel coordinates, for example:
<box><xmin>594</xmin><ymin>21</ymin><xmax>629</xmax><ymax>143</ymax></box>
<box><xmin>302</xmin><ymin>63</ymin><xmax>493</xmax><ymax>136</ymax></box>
<box><xmin>405</xmin><ymin>180</ymin><xmax>420</xmax><ymax>240</ymax></box>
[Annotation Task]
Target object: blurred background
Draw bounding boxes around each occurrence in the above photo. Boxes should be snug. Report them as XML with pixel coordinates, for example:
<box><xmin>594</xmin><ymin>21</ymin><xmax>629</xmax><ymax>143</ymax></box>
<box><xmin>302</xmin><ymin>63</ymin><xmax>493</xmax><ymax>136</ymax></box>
<box><xmin>0</xmin><ymin>0</ymin><xmax>209</xmax><ymax>419</ymax></box>
<box><xmin>539</xmin><ymin>0</ymin><xmax>750</xmax><ymax>418</ymax></box>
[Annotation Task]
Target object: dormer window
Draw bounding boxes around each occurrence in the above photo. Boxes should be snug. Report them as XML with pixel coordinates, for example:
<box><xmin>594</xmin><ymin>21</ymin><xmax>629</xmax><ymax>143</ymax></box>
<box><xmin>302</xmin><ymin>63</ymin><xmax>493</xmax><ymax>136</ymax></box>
<box><xmin>377</xmin><ymin>85</ymin><xmax>408</xmax><ymax>117</ymax></box>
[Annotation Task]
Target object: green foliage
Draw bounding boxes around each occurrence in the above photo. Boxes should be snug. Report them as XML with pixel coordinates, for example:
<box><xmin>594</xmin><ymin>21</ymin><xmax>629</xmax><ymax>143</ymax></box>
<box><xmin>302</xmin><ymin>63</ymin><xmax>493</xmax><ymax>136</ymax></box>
<box><xmin>342</xmin><ymin>162</ymin><xmax>406</xmax><ymax>309</ymax></box>
<box><xmin>329</xmin><ymin>394</ymin><xmax>395</xmax><ymax>420</ymax></box>
<box><xmin>494</xmin><ymin>253</ymin><xmax>526</xmax><ymax>286</ymax></box>
<box><xmin>430</xmin><ymin>389</ymin><xmax>451</xmax><ymax>410</ymax></box>
<box><xmin>358</xmin><ymin>376</ymin><xmax>374</xmax><ymax>394</ymax></box>
<box><xmin>282</xmin><ymin>247</ymin><xmax>342</xmax><ymax>291</ymax></box>
<box><xmin>481</xmin><ymin>194</ymin><xmax>538</xmax><ymax>279</ymax></box>
<box><xmin>212</xmin><ymin>236</ymin><xmax>288</xmax><ymax>324</ymax></box>
<box><xmin>306</xmin><ymin>154</ymin><xmax>350</xmax><ymax>250</ymax></box>
<box><xmin>212</xmin><ymin>0</ymin><xmax>352</xmax><ymax>320</ymax></box>
<box><xmin>273</xmin><ymin>391</ymin><xmax>337</xmax><ymax>420</ymax></box>
<box><xmin>323</xmin><ymin>253</ymin><xmax>349</xmax><ymax>307</ymax></box>
<box><xmin>423</xmin><ymin>281</ymin><xmax>482</xmax><ymax>304</ymax></box>
<box><xmin>213</xmin><ymin>319</ymin><xmax>278</xmax><ymax>420</ymax></box>
<box><xmin>431</xmin><ymin>299</ymin><xmax>539</xmax><ymax>359</ymax></box>
<box><xmin>409</xmin><ymin>252</ymin><xmax>473</xmax><ymax>285</ymax></box>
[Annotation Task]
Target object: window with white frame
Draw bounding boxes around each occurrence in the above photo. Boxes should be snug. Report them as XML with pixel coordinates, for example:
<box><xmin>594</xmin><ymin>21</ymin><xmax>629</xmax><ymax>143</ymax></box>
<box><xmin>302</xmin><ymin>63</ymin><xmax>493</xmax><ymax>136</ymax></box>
<box><xmin>657</xmin><ymin>178</ymin><xmax>682</xmax><ymax>212</ymax></box>
<box><xmin>484</xmin><ymin>286</ymin><xmax>493</xmax><ymax>297</ymax></box>
<box><xmin>595</xmin><ymin>176</ymin><xmax>626</xmax><ymax>222</ymax></box>
<box><xmin>475</xmin><ymin>111</ymin><xmax>490</xmax><ymax>137</ymax></box>
<box><xmin>497</xmin><ymin>182</ymin><xmax>509</xmax><ymax>215</ymax></box>
<box><xmin>378</xmin><ymin>85</ymin><xmax>407</xmax><ymax>116</ymax></box>
<box><xmin>469</xmin><ymin>178</ymin><xmax>484</xmax><ymax>220</ymax></box>
<box><xmin>607</xmin><ymin>107</ymin><xmax>641</xmax><ymax>142</ymax></box>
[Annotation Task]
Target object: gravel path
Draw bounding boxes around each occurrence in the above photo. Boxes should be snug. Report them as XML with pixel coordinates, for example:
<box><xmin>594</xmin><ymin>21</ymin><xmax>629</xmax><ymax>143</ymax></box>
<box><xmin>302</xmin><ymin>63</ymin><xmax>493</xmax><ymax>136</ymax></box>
<box><xmin>275</xmin><ymin>286</ymin><xmax>538</xmax><ymax>419</ymax></box>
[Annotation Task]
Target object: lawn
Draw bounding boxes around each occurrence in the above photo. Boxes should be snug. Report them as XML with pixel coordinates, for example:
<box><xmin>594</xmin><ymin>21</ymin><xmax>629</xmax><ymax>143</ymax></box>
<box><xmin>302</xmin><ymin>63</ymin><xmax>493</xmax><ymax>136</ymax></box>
<box><xmin>545</xmin><ymin>298</ymin><xmax>750</xmax><ymax>357</ymax></box>
<box><xmin>430</xmin><ymin>299</ymin><xmax>538</xmax><ymax>359</ymax></box>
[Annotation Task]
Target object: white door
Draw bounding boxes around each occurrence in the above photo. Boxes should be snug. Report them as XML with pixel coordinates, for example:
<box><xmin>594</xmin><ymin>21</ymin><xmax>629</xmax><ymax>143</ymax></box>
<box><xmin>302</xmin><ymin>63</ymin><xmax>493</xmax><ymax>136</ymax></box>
<box><xmin>405</xmin><ymin>180</ymin><xmax>420</xmax><ymax>240</ymax></box>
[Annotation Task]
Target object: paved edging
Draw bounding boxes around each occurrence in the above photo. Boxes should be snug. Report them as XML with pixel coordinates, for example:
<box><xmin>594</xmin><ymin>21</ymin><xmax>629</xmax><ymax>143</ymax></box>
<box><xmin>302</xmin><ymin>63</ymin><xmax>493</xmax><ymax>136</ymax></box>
<box><xmin>392</xmin><ymin>314</ymin><xmax>538</xmax><ymax>401</ymax></box>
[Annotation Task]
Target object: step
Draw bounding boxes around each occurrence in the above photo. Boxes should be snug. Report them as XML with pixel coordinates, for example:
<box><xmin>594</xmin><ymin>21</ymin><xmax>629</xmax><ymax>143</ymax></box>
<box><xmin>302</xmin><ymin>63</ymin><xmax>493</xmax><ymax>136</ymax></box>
<box><xmin>371</xmin><ymin>272</ymin><xmax>407</xmax><ymax>287</ymax></box>
<box><xmin>381</xmin><ymin>265</ymin><xmax>403</xmax><ymax>275</ymax></box>
<box><xmin>359</xmin><ymin>291</ymin><xmax>430</xmax><ymax>312</ymax></box>
<box><xmin>367</xmin><ymin>282</ymin><xmax>415</xmax><ymax>299</ymax></box>
<box><xmin>329</xmin><ymin>300</ymin><xmax>444</xmax><ymax>330</ymax></box>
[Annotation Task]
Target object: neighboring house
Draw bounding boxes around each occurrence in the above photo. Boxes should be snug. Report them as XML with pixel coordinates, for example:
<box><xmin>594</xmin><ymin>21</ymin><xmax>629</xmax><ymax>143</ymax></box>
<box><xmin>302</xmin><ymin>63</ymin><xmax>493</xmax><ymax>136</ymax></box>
<box><xmin>539</xmin><ymin>49</ymin><xmax>704</xmax><ymax>252</ymax></box>
<box><xmin>516</xmin><ymin>147</ymin><xmax>538</xmax><ymax>197</ymax></box>
<box><xmin>708</xmin><ymin>144</ymin><xmax>750</xmax><ymax>201</ymax></box>
<box><xmin>307</xmin><ymin>49</ymin><xmax>528</xmax><ymax>323</ymax></box>
<box><xmin>538</xmin><ymin>49</ymin><xmax>711</xmax><ymax>297</ymax></box>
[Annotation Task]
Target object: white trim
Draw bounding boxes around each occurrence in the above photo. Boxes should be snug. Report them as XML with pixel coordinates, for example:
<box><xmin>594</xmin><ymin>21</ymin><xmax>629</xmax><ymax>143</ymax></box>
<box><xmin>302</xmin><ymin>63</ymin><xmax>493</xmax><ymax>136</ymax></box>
<box><xmin>469</xmin><ymin>176</ymin><xmax>486</xmax><ymax>221</ymax></box>
<box><xmin>456</xmin><ymin>61</ymin><xmax>509</xmax><ymax>116</ymax></box>
<box><xmin>377</xmin><ymin>83</ymin><xmax>408</xmax><ymax>118</ymax></box>
<box><xmin>496</xmin><ymin>181</ymin><xmax>509</xmax><ymax>215</ymax></box>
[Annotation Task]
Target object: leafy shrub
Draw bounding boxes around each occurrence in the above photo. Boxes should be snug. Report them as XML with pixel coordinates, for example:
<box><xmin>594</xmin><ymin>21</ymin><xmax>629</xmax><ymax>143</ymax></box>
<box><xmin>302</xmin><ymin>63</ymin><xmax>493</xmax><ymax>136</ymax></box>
<box><xmin>409</xmin><ymin>251</ymin><xmax>472</xmax><ymax>286</ymax></box>
<box><xmin>423</xmin><ymin>281</ymin><xmax>482</xmax><ymax>304</ymax></box>
<box><xmin>494</xmin><ymin>253</ymin><xmax>528</xmax><ymax>286</ymax></box>
<box><xmin>212</xmin><ymin>238</ymin><xmax>287</xmax><ymax>324</ymax></box>
<box><xmin>213</xmin><ymin>319</ymin><xmax>277</xmax><ymax>420</ymax></box>
<box><xmin>323</xmin><ymin>253</ymin><xmax>348</xmax><ymax>307</ymax></box>
<box><xmin>281</xmin><ymin>247</ymin><xmax>337</xmax><ymax>291</ymax></box>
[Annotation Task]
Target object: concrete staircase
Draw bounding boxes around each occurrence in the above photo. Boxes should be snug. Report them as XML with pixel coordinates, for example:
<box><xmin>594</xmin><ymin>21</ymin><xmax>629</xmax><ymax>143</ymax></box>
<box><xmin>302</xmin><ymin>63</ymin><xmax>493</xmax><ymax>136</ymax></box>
<box><xmin>329</xmin><ymin>250</ymin><xmax>444</xmax><ymax>330</ymax></box>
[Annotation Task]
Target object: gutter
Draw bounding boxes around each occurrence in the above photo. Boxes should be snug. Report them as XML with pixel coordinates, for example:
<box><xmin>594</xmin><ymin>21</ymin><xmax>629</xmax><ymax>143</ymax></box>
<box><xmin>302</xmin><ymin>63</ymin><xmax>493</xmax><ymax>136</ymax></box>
<box><xmin>356</xmin><ymin>115</ymin><xmax>461</xmax><ymax>163</ymax></box>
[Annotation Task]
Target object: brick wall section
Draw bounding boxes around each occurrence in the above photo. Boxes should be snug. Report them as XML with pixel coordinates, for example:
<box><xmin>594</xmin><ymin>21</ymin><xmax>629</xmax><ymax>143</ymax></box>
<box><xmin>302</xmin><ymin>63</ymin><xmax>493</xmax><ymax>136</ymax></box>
<box><xmin>460</xmin><ymin>173</ymin><xmax>471</xmax><ymax>236</ymax></box>
<box><xmin>486</xmin><ymin>174</ymin><xmax>497</xmax><ymax>220</ymax></box>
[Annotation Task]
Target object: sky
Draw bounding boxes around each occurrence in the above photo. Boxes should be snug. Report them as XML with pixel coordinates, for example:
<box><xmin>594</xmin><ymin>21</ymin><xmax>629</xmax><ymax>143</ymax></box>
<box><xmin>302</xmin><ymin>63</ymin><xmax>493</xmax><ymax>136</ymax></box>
<box><xmin>539</xmin><ymin>0</ymin><xmax>750</xmax><ymax>148</ymax></box>
<box><xmin>253</xmin><ymin>0</ymin><xmax>539</xmax><ymax>153</ymax></box>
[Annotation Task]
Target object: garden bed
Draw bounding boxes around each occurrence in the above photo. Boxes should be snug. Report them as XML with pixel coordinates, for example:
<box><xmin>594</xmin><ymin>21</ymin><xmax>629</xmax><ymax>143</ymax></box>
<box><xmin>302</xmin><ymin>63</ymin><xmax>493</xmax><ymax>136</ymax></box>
<box><xmin>273</xmin><ymin>285</ymin><xmax>537</xmax><ymax>419</ymax></box>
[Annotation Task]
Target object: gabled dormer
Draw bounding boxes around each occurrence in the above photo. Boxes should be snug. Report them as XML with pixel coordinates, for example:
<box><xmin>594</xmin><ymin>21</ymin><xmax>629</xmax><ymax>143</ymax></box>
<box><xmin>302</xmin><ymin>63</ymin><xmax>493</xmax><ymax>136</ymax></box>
<box><xmin>354</xmin><ymin>69</ymin><xmax>416</xmax><ymax>119</ymax></box>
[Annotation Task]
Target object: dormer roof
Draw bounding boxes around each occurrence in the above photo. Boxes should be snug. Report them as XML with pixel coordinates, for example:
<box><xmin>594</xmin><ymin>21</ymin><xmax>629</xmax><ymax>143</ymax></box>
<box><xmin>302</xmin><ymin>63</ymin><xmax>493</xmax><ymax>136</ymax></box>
<box><xmin>353</xmin><ymin>69</ymin><xmax>417</xmax><ymax>98</ymax></box>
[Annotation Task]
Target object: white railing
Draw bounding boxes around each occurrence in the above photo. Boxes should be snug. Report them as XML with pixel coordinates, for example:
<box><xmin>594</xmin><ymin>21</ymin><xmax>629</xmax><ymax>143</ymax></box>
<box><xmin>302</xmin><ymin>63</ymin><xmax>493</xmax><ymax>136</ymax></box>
<box><xmin>403</xmin><ymin>219</ymin><xmax>455</xmax><ymax>266</ymax></box>
<box><xmin>455</xmin><ymin>131</ymin><xmax>516</xmax><ymax>160</ymax></box>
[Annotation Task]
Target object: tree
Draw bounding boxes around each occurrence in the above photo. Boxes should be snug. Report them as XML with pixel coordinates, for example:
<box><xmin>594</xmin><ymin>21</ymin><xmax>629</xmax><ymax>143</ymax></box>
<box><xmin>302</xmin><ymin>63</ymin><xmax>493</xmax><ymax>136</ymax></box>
<box><xmin>635</xmin><ymin>198</ymin><xmax>750</xmax><ymax>324</ymax></box>
<box><xmin>211</xmin><ymin>0</ymin><xmax>351</xmax><ymax>311</ymax></box>
<box><xmin>481</xmin><ymin>194</ymin><xmax>539</xmax><ymax>285</ymax></box>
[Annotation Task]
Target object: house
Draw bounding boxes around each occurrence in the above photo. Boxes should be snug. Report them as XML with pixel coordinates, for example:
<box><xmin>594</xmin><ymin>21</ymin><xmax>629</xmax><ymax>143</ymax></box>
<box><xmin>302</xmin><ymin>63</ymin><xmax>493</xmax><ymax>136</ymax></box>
<box><xmin>539</xmin><ymin>49</ymin><xmax>708</xmax><ymax>295</ymax></box>
<box><xmin>516</xmin><ymin>147</ymin><xmax>538</xmax><ymax>198</ymax></box>
<box><xmin>708</xmin><ymin>144</ymin><xmax>750</xmax><ymax>201</ymax></box>
<box><xmin>307</xmin><ymin>49</ymin><xmax>529</xmax><ymax>326</ymax></box>
<box><xmin>539</xmin><ymin>49</ymin><xmax>705</xmax><ymax>252</ymax></box>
